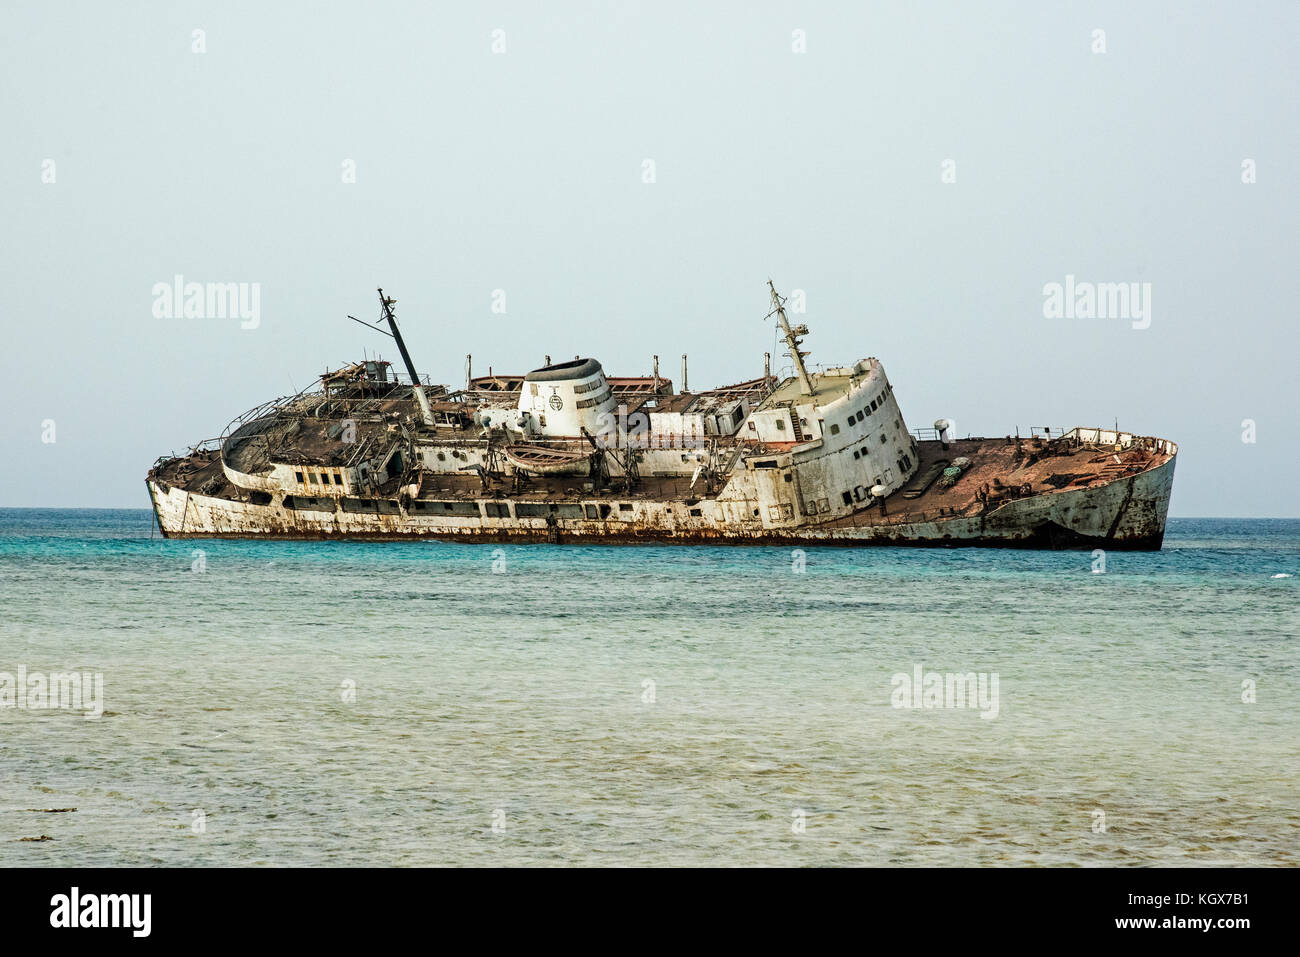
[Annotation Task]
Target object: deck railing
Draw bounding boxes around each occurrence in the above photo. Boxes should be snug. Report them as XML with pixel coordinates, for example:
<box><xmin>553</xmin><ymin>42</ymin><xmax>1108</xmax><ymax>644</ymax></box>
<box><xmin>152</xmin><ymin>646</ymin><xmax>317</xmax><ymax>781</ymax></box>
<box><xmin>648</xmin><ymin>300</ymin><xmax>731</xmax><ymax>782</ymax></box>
<box><xmin>911</xmin><ymin>426</ymin><xmax>1071</xmax><ymax>442</ymax></box>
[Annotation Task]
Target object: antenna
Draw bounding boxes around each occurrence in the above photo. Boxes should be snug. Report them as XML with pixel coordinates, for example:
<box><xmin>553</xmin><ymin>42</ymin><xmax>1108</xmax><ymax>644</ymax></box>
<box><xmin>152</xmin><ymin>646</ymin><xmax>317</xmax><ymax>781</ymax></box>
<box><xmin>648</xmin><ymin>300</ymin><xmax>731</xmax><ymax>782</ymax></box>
<box><xmin>767</xmin><ymin>280</ymin><xmax>813</xmax><ymax>396</ymax></box>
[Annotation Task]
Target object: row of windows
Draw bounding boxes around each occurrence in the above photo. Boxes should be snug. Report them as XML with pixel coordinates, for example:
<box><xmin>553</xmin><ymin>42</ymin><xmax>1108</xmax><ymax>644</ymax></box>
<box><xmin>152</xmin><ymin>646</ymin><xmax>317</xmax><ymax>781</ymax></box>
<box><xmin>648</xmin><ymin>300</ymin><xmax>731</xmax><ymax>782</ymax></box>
<box><xmin>829</xmin><ymin>385</ymin><xmax>892</xmax><ymax>436</ymax></box>
<box><xmin>574</xmin><ymin>376</ymin><xmax>606</xmax><ymax>395</ymax></box>
<box><xmin>295</xmin><ymin>469</ymin><xmax>343</xmax><ymax>487</ymax></box>
<box><xmin>897</xmin><ymin>453</ymin><xmax>913</xmax><ymax>473</ymax></box>
<box><xmin>840</xmin><ymin>472</ymin><xmax>892</xmax><ymax>506</ymax></box>
<box><xmin>576</xmin><ymin>388</ymin><xmax>613</xmax><ymax>409</ymax></box>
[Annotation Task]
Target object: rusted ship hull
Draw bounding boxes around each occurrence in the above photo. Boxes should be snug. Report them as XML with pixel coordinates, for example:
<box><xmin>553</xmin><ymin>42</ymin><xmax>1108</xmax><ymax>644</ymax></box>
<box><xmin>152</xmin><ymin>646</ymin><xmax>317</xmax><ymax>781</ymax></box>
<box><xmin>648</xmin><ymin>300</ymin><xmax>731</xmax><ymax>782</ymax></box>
<box><xmin>147</xmin><ymin>438</ymin><xmax>1175</xmax><ymax>550</ymax></box>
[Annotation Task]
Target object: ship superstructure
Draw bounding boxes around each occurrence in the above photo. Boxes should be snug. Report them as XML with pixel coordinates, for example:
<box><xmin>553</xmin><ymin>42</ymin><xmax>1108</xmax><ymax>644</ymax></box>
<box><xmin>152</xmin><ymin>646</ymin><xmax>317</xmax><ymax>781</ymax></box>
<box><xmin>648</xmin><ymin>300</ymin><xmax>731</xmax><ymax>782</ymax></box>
<box><xmin>147</xmin><ymin>286</ymin><xmax>1176</xmax><ymax>548</ymax></box>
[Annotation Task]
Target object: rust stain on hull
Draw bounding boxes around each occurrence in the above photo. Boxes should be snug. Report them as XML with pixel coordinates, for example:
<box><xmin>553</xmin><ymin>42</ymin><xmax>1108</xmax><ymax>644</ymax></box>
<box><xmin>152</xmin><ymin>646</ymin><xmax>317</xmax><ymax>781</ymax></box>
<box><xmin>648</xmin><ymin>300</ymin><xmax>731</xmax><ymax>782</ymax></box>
<box><xmin>148</xmin><ymin>452</ymin><xmax>1175</xmax><ymax>551</ymax></box>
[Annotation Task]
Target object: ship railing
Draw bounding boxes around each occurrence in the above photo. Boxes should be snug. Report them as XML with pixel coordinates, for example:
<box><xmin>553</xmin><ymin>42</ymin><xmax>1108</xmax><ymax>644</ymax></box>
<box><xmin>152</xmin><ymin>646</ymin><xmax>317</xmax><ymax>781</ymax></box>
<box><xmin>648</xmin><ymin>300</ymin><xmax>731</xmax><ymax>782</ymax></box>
<box><xmin>389</xmin><ymin>372</ymin><xmax>438</xmax><ymax>388</ymax></box>
<box><xmin>1018</xmin><ymin>426</ymin><xmax>1069</xmax><ymax>440</ymax></box>
<box><xmin>1060</xmin><ymin>427</ymin><xmax>1175</xmax><ymax>455</ymax></box>
<box><xmin>842</xmin><ymin>502</ymin><xmax>978</xmax><ymax>528</ymax></box>
<box><xmin>910</xmin><ymin>426</ymin><xmax>1071</xmax><ymax>442</ymax></box>
<box><xmin>217</xmin><ymin>391</ymin><xmax>316</xmax><ymax>441</ymax></box>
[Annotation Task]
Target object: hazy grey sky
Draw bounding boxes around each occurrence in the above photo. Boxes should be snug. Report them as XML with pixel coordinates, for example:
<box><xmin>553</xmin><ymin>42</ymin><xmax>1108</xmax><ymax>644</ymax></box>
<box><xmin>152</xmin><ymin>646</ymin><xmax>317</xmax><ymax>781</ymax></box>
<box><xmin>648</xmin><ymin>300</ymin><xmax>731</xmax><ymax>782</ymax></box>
<box><xmin>3</xmin><ymin>1</ymin><xmax>1296</xmax><ymax>514</ymax></box>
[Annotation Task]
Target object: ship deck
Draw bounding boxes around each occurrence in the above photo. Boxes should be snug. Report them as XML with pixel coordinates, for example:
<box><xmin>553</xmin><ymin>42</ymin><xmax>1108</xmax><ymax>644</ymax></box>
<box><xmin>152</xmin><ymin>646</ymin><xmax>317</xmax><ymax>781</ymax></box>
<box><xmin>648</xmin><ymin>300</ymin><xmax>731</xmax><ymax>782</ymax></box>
<box><xmin>819</xmin><ymin>434</ymin><xmax>1173</xmax><ymax>529</ymax></box>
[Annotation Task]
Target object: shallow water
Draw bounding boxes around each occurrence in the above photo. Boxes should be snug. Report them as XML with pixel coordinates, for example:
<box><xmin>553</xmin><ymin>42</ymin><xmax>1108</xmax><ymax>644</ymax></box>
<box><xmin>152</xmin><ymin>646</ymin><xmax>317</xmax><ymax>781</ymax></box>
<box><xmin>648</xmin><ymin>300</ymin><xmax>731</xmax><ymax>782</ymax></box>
<box><xmin>1</xmin><ymin>509</ymin><xmax>1296</xmax><ymax>866</ymax></box>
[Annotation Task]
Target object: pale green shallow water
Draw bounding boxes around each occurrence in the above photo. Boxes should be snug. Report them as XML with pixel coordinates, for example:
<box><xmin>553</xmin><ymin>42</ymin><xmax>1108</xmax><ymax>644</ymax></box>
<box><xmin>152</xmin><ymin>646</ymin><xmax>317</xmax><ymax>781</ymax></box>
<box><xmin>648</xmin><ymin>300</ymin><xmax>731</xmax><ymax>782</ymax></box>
<box><xmin>1</xmin><ymin>509</ymin><xmax>1296</xmax><ymax>866</ymax></box>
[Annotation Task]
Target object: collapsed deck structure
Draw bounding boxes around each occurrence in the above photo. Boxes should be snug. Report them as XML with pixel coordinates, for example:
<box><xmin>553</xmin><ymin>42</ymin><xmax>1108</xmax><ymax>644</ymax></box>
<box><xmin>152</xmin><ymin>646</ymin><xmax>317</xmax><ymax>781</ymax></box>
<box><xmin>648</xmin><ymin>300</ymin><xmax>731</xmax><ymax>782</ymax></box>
<box><xmin>147</xmin><ymin>286</ymin><xmax>1176</xmax><ymax>548</ymax></box>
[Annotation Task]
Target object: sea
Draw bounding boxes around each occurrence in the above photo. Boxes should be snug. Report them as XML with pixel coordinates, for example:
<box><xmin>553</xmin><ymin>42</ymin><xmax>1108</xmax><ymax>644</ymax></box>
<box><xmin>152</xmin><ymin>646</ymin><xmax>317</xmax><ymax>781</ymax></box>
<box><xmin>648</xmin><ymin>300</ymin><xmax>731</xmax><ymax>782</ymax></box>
<box><xmin>1</xmin><ymin>509</ymin><xmax>1296</xmax><ymax>867</ymax></box>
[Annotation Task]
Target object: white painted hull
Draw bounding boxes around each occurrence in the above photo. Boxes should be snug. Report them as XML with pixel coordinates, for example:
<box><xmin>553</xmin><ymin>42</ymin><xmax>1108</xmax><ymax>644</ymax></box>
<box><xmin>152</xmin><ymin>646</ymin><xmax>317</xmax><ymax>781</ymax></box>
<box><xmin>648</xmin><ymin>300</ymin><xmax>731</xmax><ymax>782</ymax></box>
<box><xmin>148</xmin><ymin>452</ymin><xmax>1174</xmax><ymax>550</ymax></box>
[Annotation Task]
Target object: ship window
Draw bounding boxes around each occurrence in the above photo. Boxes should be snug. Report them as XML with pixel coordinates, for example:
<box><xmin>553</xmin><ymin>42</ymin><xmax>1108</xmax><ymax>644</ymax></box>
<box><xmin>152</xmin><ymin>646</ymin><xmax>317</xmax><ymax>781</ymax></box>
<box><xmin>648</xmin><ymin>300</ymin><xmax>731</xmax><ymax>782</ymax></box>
<box><xmin>437</xmin><ymin>452</ymin><xmax>446</xmax><ymax>461</ymax></box>
<box><xmin>870</xmin><ymin>399</ymin><xmax>877</xmax><ymax>411</ymax></box>
<box><xmin>619</xmin><ymin>503</ymin><xmax>633</xmax><ymax>511</ymax></box>
<box><xmin>841</xmin><ymin>491</ymin><xmax>852</xmax><ymax>506</ymax></box>
<box><xmin>689</xmin><ymin>508</ymin><xmax>702</xmax><ymax>517</ymax></box>
<box><xmin>776</xmin><ymin>419</ymin><xmax>786</xmax><ymax>430</ymax></box>
<box><xmin>853</xmin><ymin>450</ymin><xmax>860</xmax><ymax>459</ymax></box>
<box><xmin>749</xmin><ymin>421</ymin><xmax>757</xmax><ymax>431</ymax></box>
<box><xmin>295</xmin><ymin>471</ymin><xmax>304</xmax><ymax>483</ymax></box>
<box><xmin>444</xmin><ymin>502</ymin><xmax>454</xmax><ymax>511</ymax></box>
<box><xmin>880</xmin><ymin>434</ymin><xmax>887</xmax><ymax>444</ymax></box>
<box><xmin>829</xmin><ymin>424</ymin><xmax>840</xmax><ymax>435</ymax></box>
<box><xmin>783</xmin><ymin>473</ymin><xmax>793</xmax><ymax>482</ymax></box>
<box><xmin>307</xmin><ymin>473</ymin><xmax>317</xmax><ymax>484</ymax></box>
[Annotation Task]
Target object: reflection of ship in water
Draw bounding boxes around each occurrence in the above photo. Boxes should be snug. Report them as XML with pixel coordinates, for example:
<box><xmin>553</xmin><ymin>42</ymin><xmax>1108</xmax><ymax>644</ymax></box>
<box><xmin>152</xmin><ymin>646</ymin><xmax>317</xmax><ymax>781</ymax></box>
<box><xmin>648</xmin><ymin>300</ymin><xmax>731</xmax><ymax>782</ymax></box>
<box><xmin>148</xmin><ymin>285</ymin><xmax>1176</xmax><ymax>548</ymax></box>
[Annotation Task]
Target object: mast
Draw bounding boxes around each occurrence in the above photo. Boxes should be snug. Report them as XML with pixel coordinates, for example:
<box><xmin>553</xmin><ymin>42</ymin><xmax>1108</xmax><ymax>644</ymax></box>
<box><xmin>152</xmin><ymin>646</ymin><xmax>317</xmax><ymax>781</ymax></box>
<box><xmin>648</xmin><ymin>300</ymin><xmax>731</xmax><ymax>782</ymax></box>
<box><xmin>377</xmin><ymin>288</ymin><xmax>435</xmax><ymax>427</ymax></box>
<box><xmin>767</xmin><ymin>280</ymin><xmax>813</xmax><ymax>396</ymax></box>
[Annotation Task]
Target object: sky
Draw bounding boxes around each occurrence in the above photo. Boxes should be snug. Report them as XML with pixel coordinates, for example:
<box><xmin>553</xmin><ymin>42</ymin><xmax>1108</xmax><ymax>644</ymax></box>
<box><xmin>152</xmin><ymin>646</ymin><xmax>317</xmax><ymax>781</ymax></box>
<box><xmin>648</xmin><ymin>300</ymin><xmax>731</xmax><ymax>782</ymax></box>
<box><xmin>2</xmin><ymin>1</ymin><xmax>1296</xmax><ymax>514</ymax></box>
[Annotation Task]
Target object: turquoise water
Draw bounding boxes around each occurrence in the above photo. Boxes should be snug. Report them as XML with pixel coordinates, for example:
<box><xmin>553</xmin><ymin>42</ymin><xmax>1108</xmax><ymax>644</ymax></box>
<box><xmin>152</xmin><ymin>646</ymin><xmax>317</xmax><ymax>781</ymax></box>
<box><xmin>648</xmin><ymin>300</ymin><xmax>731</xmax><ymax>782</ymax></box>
<box><xmin>1</xmin><ymin>509</ymin><xmax>1296</xmax><ymax>866</ymax></box>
